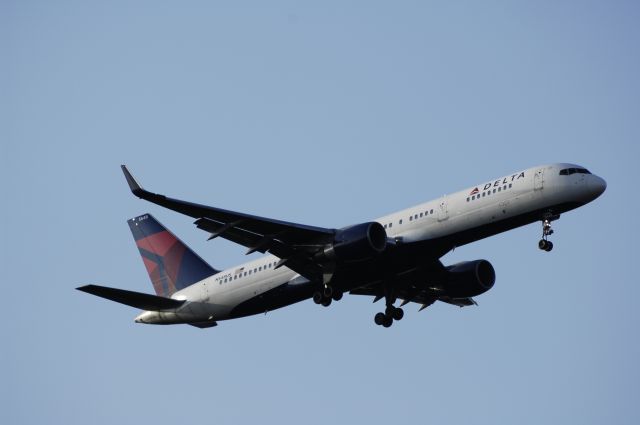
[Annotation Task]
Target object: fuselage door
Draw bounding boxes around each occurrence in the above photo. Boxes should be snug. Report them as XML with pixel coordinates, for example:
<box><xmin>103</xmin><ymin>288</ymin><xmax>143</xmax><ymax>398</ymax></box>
<box><xmin>438</xmin><ymin>198</ymin><xmax>449</xmax><ymax>222</ymax></box>
<box><xmin>202</xmin><ymin>279</ymin><xmax>211</xmax><ymax>303</ymax></box>
<box><xmin>534</xmin><ymin>168</ymin><xmax>544</xmax><ymax>191</ymax></box>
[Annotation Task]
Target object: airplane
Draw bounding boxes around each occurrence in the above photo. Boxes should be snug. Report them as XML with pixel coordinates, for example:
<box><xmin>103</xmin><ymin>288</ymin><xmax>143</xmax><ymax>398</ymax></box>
<box><xmin>77</xmin><ymin>163</ymin><xmax>606</xmax><ymax>328</ymax></box>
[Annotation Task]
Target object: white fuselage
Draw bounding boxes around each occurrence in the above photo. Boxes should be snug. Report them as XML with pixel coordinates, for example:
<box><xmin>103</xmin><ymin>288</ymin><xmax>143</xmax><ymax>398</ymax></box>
<box><xmin>135</xmin><ymin>163</ymin><xmax>606</xmax><ymax>325</ymax></box>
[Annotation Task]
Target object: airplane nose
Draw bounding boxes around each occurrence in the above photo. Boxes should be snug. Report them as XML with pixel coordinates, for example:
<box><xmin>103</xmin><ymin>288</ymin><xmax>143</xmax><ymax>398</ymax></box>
<box><xmin>589</xmin><ymin>176</ymin><xmax>607</xmax><ymax>199</ymax></box>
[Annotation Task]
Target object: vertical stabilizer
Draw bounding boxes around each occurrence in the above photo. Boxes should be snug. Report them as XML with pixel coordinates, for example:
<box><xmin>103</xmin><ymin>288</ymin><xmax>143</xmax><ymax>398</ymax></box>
<box><xmin>128</xmin><ymin>214</ymin><xmax>217</xmax><ymax>296</ymax></box>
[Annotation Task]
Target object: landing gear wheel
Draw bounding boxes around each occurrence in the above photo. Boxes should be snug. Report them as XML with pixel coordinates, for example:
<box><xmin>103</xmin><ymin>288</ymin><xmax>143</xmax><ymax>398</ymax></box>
<box><xmin>538</xmin><ymin>239</ymin><xmax>548</xmax><ymax>250</ymax></box>
<box><xmin>382</xmin><ymin>315</ymin><xmax>393</xmax><ymax>328</ymax></box>
<box><xmin>321</xmin><ymin>298</ymin><xmax>332</xmax><ymax>307</ymax></box>
<box><xmin>374</xmin><ymin>312</ymin><xmax>386</xmax><ymax>326</ymax></box>
<box><xmin>545</xmin><ymin>241</ymin><xmax>554</xmax><ymax>252</ymax></box>
<box><xmin>313</xmin><ymin>291</ymin><xmax>323</xmax><ymax>304</ymax></box>
<box><xmin>323</xmin><ymin>285</ymin><xmax>333</xmax><ymax>298</ymax></box>
<box><xmin>332</xmin><ymin>291</ymin><xmax>343</xmax><ymax>301</ymax></box>
<box><xmin>391</xmin><ymin>307</ymin><xmax>404</xmax><ymax>321</ymax></box>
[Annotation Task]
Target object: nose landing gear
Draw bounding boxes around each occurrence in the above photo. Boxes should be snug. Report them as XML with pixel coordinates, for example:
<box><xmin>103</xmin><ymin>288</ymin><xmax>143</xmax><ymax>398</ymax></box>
<box><xmin>538</xmin><ymin>239</ymin><xmax>553</xmax><ymax>251</ymax></box>
<box><xmin>538</xmin><ymin>219</ymin><xmax>554</xmax><ymax>252</ymax></box>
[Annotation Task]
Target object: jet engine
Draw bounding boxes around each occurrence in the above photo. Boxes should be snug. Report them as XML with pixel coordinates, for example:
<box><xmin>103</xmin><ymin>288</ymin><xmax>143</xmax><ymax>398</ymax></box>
<box><xmin>442</xmin><ymin>260</ymin><xmax>496</xmax><ymax>297</ymax></box>
<box><xmin>317</xmin><ymin>222</ymin><xmax>387</xmax><ymax>263</ymax></box>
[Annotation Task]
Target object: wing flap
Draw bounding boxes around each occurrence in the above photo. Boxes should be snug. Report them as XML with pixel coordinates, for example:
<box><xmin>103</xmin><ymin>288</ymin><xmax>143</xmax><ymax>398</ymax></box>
<box><xmin>194</xmin><ymin>216</ymin><xmax>325</xmax><ymax>279</ymax></box>
<box><xmin>77</xmin><ymin>285</ymin><xmax>186</xmax><ymax>311</ymax></box>
<box><xmin>439</xmin><ymin>297</ymin><xmax>477</xmax><ymax>307</ymax></box>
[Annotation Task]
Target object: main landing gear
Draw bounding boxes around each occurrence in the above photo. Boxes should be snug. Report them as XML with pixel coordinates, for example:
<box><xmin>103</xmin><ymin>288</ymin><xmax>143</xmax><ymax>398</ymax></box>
<box><xmin>374</xmin><ymin>305</ymin><xmax>404</xmax><ymax>328</ymax></box>
<box><xmin>538</xmin><ymin>218</ymin><xmax>554</xmax><ymax>252</ymax></box>
<box><xmin>374</xmin><ymin>286</ymin><xmax>404</xmax><ymax>328</ymax></box>
<box><xmin>313</xmin><ymin>284</ymin><xmax>343</xmax><ymax>307</ymax></box>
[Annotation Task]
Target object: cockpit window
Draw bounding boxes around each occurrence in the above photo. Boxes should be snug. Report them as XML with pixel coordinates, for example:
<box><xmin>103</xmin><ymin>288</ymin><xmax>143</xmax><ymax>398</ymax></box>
<box><xmin>559</xmin><ymin>168</ymin><xmax>591</xmax><ymax>176</ymax></box>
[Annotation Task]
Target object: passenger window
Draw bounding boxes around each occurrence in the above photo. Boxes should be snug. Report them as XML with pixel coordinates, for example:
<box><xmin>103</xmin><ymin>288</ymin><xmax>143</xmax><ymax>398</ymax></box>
<box><xmin>493</xmin><ymin>189</ymin><xmax>496</xmax><ymax>194</ymax></box>
<box><xmin>399</xmin><ymin>219</ymin><xmax>403</xmax><ymax>225</ymax></box>
<box><xmin>503</xmin><ymin>185</ymin><xmax>507</xmax><ymax>191</ymax></box>
<box><xmin>430</xmin><ymin>209</ymin><xmax>434</xmax><ymax>214</ymax></box>
<box><xmin>498</xmin><ymin>187</ymin><xmax>501</xmax><ymax>192</ymax></box>
<box><xmin>420</xmin><ymin>212</ymin><xmax>423</xmax><ymax>217</ymax></box>
<box><xmin>409</xmin><ymin>216</ymin><xmax>413</xmax><ymax>221</ymax></box>
<box><xmin>467</xmin><ymin>198</ymin><xmax>470</xmax><ymax>202</ymax></box>
<box><xmin>482</xmin><ymin>192</ymin><xmax>485</xmax><ymax>197</ymax></box>
<box><xmin>509</xmin><ymin>183</ymin><xmax>512</xmax><ymax>188</ymax></box>
<box><xmin>389</xmin><ymin>223</ymin><xmax>392</xmax><ymax>228</ymax></box>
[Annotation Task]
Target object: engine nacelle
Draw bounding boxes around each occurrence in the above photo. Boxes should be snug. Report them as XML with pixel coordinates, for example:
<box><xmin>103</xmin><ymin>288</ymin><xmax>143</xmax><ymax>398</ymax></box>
<box><xmin>442</xmin><ymin>260</ymin><xmax>496</xmax><ymax>298</ymax></box>
<box><xmin>318</xmin><ymin>222</ymin><xmax>387</xmax><ymax>263</ymax></box>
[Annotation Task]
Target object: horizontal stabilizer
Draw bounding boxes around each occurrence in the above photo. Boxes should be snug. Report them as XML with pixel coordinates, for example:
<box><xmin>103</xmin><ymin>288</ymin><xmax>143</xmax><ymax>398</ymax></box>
<box><xmin>76</xmin><ymin>284</ymin><xmax>185</xmax><ymax>311</ymax></box>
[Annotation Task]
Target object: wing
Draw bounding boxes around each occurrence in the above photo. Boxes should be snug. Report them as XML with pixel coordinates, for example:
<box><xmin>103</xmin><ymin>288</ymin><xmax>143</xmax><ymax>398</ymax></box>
<box><xmin>121</xmin><ymin>166</ymin><xmax>335</xmax><ymax>281</ymax></box>
<box><xmin>349</xmin><ymin>259</ymin><xmax>477</xmax><ymax>311</ymax></box>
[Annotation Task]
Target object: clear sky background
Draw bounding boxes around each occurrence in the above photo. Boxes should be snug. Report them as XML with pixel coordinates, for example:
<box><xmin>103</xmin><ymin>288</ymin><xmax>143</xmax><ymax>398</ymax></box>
<box><xmin>2</xmin><ymin>1</ymin><xmax>639</xmax><ymax>424</ymax></box>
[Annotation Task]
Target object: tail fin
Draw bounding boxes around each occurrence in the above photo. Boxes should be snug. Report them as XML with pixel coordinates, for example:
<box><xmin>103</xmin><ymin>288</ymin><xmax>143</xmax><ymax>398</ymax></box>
<box><xmin>128</xmin><ymin>214</ymin><xmax>217</xmax><ymax>296</ymax></box>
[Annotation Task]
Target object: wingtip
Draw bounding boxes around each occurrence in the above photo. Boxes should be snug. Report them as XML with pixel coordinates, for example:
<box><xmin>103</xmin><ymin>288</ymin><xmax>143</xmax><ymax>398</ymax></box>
<box><xmin>76</xmin><ymin>285</ymin><xmax>95</xmax><ymax>293</ymax></box>
<box><xmin>121</xmin><ymin>165</ymin><xmax>145</xmax><ymax>196</ymax></box>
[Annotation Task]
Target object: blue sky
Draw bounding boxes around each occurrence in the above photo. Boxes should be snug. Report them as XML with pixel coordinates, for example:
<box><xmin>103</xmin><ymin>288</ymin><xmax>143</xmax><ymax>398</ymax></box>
<box><xmin>2</xmin><ymin>1</ymin><xmax>639</xmax><ymax>424</ymax></box>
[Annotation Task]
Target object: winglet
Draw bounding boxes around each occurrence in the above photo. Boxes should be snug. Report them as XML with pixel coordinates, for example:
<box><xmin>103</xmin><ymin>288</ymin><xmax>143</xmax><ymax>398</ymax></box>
<box><xmin>121</xmin><ymin>165</ymin><xmax>145</xmax><ymax>197</ymax></box>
